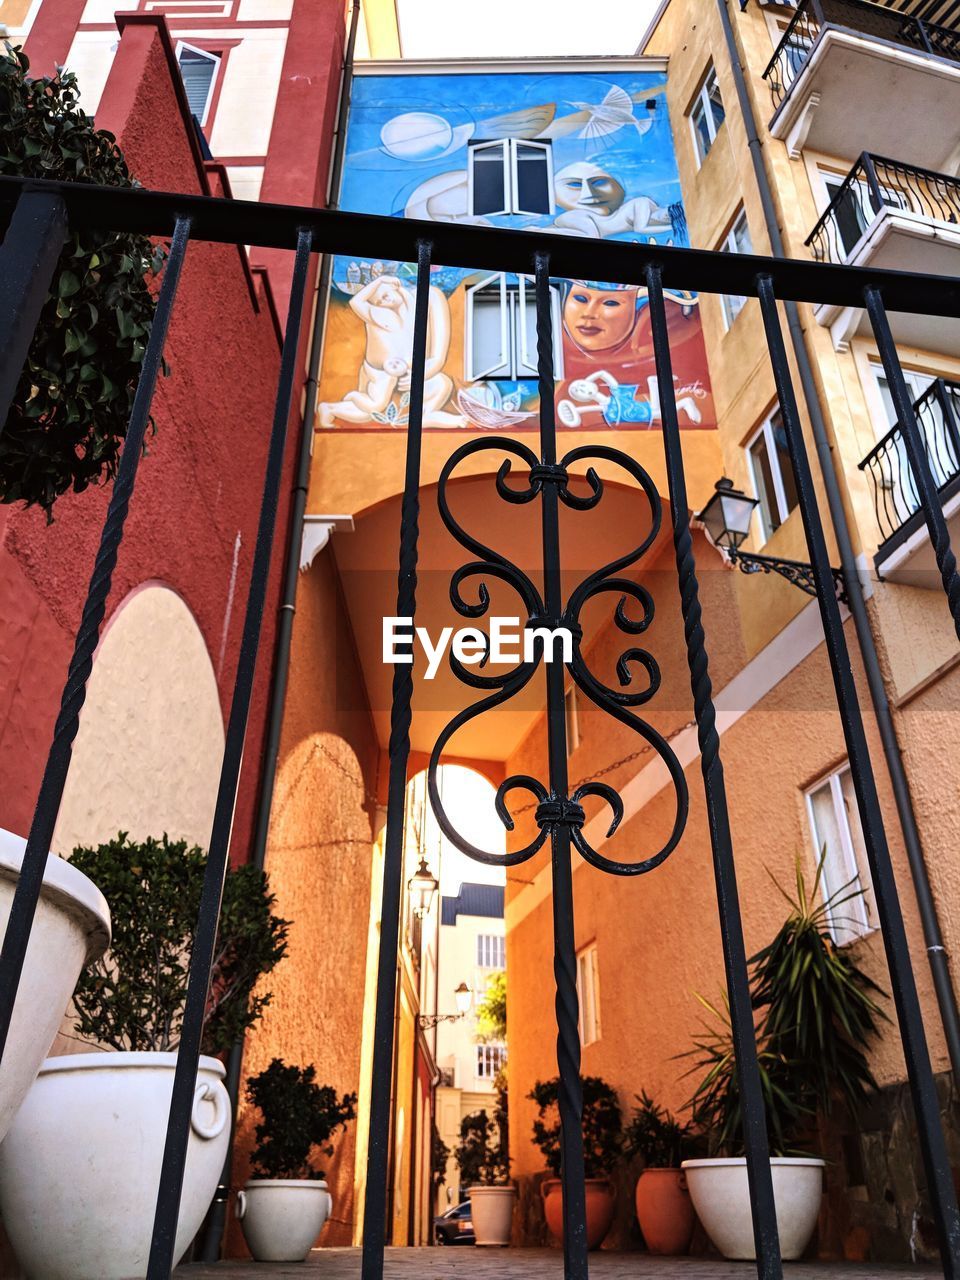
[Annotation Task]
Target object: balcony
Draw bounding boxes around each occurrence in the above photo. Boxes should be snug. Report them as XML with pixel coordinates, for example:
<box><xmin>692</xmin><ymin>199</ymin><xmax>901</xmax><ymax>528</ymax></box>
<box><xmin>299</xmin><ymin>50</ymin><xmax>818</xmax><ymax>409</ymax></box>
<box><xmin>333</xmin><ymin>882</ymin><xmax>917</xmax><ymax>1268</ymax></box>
<box><xmin>805</xmin><ymin>153</ymin><xmax>960</xmax><ymax>354</ymax></box>
<box><xmin>763</xmin><ymin>0</ymin><xmax>960</xmax><ymax>170</ymax></box>
<box><xmin>859</xmin><ymin>377</ymin><xmax>960</xmax><ymax>580</ymax></box>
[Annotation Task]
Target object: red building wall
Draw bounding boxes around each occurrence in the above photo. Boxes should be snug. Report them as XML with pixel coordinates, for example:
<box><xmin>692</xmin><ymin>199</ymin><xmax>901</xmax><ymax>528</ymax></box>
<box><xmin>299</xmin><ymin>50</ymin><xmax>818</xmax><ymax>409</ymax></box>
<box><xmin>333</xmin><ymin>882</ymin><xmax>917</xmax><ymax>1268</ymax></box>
<box><xmin>0</xmin><ymin>16</ymin><xmax>312</xmax><ymax>866</ymax></box>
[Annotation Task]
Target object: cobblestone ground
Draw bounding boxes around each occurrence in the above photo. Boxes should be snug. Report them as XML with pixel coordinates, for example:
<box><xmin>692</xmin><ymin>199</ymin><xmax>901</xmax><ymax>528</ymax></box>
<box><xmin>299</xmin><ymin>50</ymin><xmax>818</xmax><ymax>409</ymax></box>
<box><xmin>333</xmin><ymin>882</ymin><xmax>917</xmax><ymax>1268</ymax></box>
<box><xmin>175</xmin><ymin>1247</ymin><xmax>938</xmax><ymax>1279</ymax></box>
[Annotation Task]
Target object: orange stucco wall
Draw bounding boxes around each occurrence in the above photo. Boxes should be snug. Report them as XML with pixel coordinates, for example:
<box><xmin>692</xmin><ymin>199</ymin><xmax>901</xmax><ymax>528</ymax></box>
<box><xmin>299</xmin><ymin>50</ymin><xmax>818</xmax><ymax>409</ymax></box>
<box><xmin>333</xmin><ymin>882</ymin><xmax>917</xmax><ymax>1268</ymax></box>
<box><xmin>226</xmin><ymin>544</ymin><xmax>380</xmax><ymax>1255</ymax></box>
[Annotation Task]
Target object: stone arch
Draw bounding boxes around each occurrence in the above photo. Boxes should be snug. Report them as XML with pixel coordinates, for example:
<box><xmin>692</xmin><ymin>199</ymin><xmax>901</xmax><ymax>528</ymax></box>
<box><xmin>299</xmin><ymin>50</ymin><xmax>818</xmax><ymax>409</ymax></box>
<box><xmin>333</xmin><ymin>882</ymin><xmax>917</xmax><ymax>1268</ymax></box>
<box><xmin>53</xmin><ymin>583</ymin><xmax>225</xmax><ymax>855</ymax></box>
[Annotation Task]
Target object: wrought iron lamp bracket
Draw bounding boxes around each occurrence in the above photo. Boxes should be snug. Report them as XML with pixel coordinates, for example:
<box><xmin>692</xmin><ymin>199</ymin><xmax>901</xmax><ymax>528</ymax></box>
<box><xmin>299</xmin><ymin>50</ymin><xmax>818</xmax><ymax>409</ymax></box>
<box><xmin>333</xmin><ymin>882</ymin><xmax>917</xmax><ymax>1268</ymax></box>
<box><xmin>416</xmin><ymin>1011</ymin><xmax>462</xmax><ymax>1030</ymax></box>
<box><xmin>727</xmin><ymin>546</ymin><xmax>848</xmax><ymax>605</ymax></box>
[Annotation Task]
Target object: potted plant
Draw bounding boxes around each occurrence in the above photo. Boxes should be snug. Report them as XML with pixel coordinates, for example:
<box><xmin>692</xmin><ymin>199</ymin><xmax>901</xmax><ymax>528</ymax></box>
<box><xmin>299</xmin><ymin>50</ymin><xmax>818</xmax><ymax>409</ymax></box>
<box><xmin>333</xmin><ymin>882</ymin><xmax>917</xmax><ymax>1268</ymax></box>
<box><xmin>0</xmin><ymin>47</ymin><xmax>167</xmax><ymax>519</ymax></box>
<box><xmin>0</xmin><ymin>832</ymin><xmax>289</xmax><ymax>1279</ymax></box>
<box><xmin>237</xmin><ymin>1058</ymin><xmax>357</xmax><ymax>1262</ymax></box>
<box><xmin>623</xmin><ymin>1091</ymin><xmax>699</xmax><ymax>1255</ymax></box>
<box><xmin>455</xmin><ymin>1076</ymin><xmax>514</xmax><ymax>1246</ymax></box>
<box><xmin>0</xmin><ymin>827</ymin><xmax>111</xmax><ymax>1144</ymax></box>
<box><xmin>681</xmin><ymin>855</ymin><xmax>886</xmax><ymax>1261</ymax></box>
<box><xmin>529</xmin><ymin>1074</ymin><xmax>622</xmax><ymax>1249</ymax></box>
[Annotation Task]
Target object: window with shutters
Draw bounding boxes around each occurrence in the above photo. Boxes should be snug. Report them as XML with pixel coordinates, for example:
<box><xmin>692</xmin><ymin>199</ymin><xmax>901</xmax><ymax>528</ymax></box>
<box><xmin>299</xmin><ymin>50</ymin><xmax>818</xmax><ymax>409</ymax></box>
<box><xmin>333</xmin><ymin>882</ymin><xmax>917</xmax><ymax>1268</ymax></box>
<box><xmin>476</xmin><ymin>1044</ymin><xmax>507</xmax><ymax>1080</ymax></box>
<box><xmin>175</xmin><ymin>42</ymin><xmax>220</xmax><ymax>127</ymax></box>
<box><xmin>468</xmin><ymin>139</ymin><xmax>553</xmax><ymax>217</ymax></box>
<box><xmin>476</xmin><ymin>933</ymin><xmax>505</xmax><ymax>969</ymax></box>
<box><xmin>576</xmin><ymin>943</ymin><xmax>600</xmax><ymax>1047</ymax></box>
<box><xmin>465</xmin><ymin>273</ymin><xmax>563</xmax><ymax>382</ymax></box>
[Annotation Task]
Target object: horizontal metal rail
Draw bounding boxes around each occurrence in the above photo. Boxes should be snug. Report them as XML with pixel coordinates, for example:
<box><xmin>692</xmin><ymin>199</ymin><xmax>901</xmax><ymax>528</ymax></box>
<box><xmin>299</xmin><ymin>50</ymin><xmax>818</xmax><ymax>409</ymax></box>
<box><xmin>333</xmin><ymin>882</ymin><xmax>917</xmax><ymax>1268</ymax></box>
<box><xmin>860</xmin><ymin>377</ymin><xmax>960</xmax><ymax>541</ymax></box>
<box><xmin>807</xmin><ymin>152</ymin><xmax>960</xmax><ymax>264</ymax></box>
<box><xmin>2</xmin><ymin>175</ymin><xmax>960</xmax><ymax>317</ymax></box>
<box><xmin>764</xmin><ymin>0</ymin><xmax>960</xmax><ymax>105</ymax></box>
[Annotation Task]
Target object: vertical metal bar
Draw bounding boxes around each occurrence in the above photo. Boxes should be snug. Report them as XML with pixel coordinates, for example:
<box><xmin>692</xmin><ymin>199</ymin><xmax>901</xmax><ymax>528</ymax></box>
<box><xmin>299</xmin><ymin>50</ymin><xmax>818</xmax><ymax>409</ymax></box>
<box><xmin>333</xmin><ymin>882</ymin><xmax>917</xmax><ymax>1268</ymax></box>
<box><xmin>533</xmin><ymin>249</ymin><xmax>588</xmax><ymax>1280</ymax></box>
<box><xmin>757</xmin><ymin>274</ymin><xmax>960</xmax><ymax>1279</ymax></box>
<box><xmin>646</xmin><ymin>264</ymin><xmax>783</xmax><ymax>1279</ymax></box>
<box><xmin>861</xmin><ymin>153</ymin><xmax>884</xmax><ymax>216</ymax></box>
<box><xmin>865</xmin><ymin>287</ymin><xmax>960</xmax><ymax>640</ymax></box>
<box><xmin>145</xmin><ymin>226</ymin><xmax>314</xmax><ymax>1279</ymax></box>
<box><xmin>0</xmin><ymin>189</ymin><xmax>69</xmax><ymax>432</ymax></box>
<box><xmin>0</xmin><ymin>214</ymin><xmax>191</xmax><ymax>1065</ymax></box>
<box><xmin>361</xmin><ymin>238</ymin><xmax>432</xmax><ymax>1280</ymax></box>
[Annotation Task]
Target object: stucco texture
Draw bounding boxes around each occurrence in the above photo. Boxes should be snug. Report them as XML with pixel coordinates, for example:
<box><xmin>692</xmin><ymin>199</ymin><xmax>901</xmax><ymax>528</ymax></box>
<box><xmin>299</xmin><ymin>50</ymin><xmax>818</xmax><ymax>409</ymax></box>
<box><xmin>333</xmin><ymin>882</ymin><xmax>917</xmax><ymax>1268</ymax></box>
<box><xmin>503</xmin><ymin>529</ymin><xmax>947</xmax><ymax>1252</ymax></box>
<box><xmin>226</xmin><ymin>544</ymin><xmax>380</xmax><ymax>1255</ymax></box>
<box><xmin>0</xmin><ymin>19</ymin><xmax>289</xmax><ymax>872</ymax></box>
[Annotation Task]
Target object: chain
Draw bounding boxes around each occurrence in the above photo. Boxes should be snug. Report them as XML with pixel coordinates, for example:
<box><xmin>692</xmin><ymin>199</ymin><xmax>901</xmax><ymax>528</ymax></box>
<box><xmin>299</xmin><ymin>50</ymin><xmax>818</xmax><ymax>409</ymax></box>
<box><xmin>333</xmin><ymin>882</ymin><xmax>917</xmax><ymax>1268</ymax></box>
<box><xmin>511</xmin><ymin>718</ymin><xmax>698</xmax><ymax>815</ymax></box>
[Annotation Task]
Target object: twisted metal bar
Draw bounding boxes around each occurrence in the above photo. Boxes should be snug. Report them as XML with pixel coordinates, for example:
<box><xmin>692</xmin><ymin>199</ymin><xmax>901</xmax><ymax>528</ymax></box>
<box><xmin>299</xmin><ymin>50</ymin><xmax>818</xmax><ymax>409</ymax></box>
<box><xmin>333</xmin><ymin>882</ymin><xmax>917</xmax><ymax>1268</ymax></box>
<box><xmin>146</xmin><ymin>226</ymin><xmax>314</xmax><ymax>1278</ymax></box>
<box><xmin>361</xmin><ymin>238</ymin><xmax>433</xmax><ymax>1280</ymax></box>
<box><xmin>534</xmin><ymin>249</ymin><xmax>588</xmax><ymax>1280</ymax></box>
<box><xmin>864</xmin><ymin>286</ymin><xmax>960</xmax><ymax>639</ymax></box>
<box><xmin>646</xmin><ymin>263</ymin><xmax>783</xmax><ymax>1278</ymax></box>
<box><xmin>759</xmin><ymin>272</ymin><xmax>960</xmax><ymax>1278</ymax></box>
<box><xmin>0</xmin><ymin>214</ymin><xmax>192</xmax><ymax>1066</ymax></box>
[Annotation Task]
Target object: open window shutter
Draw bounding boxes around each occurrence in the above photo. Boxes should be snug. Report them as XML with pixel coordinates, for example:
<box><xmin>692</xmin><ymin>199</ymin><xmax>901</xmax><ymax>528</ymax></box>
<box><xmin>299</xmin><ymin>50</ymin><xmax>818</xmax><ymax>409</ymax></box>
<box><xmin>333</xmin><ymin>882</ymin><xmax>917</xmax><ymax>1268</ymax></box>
<box><xmin>177</xmin><ymin>46</ymin><xmax>218</xmax><ymax>123</ymax></box>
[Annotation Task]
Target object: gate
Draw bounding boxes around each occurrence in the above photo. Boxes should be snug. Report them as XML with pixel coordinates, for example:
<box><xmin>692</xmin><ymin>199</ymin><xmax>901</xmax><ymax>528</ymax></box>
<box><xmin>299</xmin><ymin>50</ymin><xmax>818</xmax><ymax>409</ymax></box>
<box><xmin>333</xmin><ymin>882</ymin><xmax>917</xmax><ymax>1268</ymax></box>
<box><xmin>1</xmin><ymin>173</ymin><xmax>960</xmax><ymax>1280</ymax></box>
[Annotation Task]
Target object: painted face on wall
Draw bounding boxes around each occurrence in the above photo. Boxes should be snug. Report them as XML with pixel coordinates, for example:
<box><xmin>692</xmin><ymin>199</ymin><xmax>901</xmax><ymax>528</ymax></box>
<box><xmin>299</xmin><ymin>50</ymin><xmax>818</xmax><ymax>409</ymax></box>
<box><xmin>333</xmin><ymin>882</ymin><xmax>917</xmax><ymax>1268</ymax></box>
<box><xmin>563</xmin><ymin>285</ymin><xmax>640</xmax><ymax>351</ymax></box>
<box><xmin>554</xmin><ymin>162</ymin><xmax>626</xmax><ymax>217</ymax></box>
<box><xmin>371</xmin><ymin>280</ymin><xmax>407</xmax><ymax>310</ymax></box>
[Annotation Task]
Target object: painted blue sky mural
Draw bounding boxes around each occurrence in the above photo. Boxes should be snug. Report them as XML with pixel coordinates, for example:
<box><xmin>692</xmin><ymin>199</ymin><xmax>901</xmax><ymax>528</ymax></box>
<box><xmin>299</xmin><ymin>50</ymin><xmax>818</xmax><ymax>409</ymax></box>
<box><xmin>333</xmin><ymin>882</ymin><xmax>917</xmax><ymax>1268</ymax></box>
<box><xmin>339</xmin><ymin>70</ymin><xmax>685</xmax><ymax>243</ymax></box>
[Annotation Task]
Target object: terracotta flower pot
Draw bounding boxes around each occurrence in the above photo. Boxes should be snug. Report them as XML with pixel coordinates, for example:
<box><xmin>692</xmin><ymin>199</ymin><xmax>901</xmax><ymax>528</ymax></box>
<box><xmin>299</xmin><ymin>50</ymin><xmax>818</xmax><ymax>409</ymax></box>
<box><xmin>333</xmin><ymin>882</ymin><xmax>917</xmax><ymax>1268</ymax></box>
<box><xmin>635</xmin><ymin>1168</ymin><xmax>696</xmax><ymax>1255</ymax></box>
<box><xmin>541</xmin><ymin>1177</ymin><xmax>616</xmax><ymax>1250</ymax></box>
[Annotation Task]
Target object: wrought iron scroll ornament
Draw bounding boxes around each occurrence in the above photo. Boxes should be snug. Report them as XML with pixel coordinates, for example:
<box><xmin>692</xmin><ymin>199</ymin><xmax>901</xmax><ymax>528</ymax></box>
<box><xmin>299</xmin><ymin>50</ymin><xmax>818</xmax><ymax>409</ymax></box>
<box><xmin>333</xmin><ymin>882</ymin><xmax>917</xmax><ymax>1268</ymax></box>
<box><xmin>426</xmin><ymin>436</ymin><xmax>689</xmax><ymax>877</ymax></box>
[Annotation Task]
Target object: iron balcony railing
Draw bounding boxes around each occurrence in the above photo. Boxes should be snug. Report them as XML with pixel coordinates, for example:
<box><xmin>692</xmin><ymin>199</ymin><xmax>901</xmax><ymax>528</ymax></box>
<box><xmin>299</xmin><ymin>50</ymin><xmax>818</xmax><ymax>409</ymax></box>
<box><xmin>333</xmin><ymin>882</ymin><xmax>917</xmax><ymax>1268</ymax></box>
<box><xmin>860</xmin><ymin>377</ymin><xmax>960</xmax><ymax>543</ymax></box>
<box><xmin>3</xmin><ymin>173</ymin><xmax>960</xmax><ymax>1280</ymax></box>
<box><xmin>764</xmin><ymin>0</ymin><xmax>960</xmax><ymax>106</ymax></box>
<box><xmin>806</xmin><ymin>152</ymin><xmax>960</xmax><ymax>264</ymax></box>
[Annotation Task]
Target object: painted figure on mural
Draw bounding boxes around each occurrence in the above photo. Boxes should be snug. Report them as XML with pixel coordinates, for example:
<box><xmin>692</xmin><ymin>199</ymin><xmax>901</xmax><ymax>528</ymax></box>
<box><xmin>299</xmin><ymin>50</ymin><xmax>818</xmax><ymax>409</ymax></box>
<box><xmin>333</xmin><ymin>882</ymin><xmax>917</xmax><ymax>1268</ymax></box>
<box><xmin>556</xmin><ymin>282</ymin><xmax>708</xmax><ymax>428</ymax></box>
<box><xmin>318</xmin><ymin>276</ymin><xmax>465</xmax><ymax>428</ymax></box>
<box><xmin>551</xmin><ymin>163</ymin><xmax>673</xmax><ymax>239</ymax></box>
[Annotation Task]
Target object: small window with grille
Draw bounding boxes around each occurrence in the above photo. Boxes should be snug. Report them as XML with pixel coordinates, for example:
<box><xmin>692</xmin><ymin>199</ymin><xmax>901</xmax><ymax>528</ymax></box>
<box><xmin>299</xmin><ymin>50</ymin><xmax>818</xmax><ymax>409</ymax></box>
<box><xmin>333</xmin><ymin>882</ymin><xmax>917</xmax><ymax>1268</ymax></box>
<box><xmin>476</xmin><ymin>933</ymin><xmax>505</xmax><ymax>969</ymax></box>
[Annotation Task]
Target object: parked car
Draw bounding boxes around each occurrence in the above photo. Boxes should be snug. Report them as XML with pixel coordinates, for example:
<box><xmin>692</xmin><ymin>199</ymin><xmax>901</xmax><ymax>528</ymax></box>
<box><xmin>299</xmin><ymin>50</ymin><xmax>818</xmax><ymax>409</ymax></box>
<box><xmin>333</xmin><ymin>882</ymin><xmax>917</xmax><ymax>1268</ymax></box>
<box><xmin>434</xmin><ymin>1200</ymin><xmax>475</xmax><ymax>1245</ymax></box>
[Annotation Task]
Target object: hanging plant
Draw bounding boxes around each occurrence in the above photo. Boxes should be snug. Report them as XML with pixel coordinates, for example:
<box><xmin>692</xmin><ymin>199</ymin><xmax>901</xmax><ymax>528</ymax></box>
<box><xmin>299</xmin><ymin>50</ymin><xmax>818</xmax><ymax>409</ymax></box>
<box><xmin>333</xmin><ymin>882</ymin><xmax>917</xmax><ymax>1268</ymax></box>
<box><xmin>0</xmin><ymin>46</ymin><xmax>165</xmax><ymax>518</ymax></box>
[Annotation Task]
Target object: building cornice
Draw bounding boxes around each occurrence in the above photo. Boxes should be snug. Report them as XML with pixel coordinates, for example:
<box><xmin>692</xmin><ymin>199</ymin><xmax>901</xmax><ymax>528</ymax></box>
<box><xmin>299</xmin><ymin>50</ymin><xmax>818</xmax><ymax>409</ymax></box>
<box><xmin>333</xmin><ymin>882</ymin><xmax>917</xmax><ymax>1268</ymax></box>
<box><xmin>353</xmin><ymin>55</ymin><xmax>670</xmax><ymax>76</ymax></box>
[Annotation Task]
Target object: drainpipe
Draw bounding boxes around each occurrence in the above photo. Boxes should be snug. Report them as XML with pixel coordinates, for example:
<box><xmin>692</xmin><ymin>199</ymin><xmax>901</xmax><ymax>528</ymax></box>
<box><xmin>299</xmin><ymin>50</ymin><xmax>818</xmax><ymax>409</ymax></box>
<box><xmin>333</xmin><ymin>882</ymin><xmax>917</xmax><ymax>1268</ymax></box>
<box><xmin>716</xmin><ymin>0</ymin><xmax>960</xmax><ymax>1085</ymax></box>
<box><xmin>195</xmin><ymin>2</ymin><xmax>361</xmax><ymax>1262</ymax></box>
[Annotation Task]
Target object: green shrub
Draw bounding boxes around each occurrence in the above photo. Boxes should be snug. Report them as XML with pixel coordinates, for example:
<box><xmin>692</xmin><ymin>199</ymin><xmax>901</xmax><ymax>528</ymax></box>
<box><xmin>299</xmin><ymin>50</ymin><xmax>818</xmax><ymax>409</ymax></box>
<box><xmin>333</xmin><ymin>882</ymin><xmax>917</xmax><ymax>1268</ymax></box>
<box><xmin>0</xmin><ymin>47</ymin><xmax>165</xmax><ymax>516</ymax></box>
<box><xmin>622</xmin><ymin>1091</ymin><xmax>698</xmax><ymax>1169</ymax></box>
<box><xmin>684</xmin><ymin>853</ymin><xmax>887</xmax><ymax>1155</ymax></box>
<box><xmin>247</xmin><ymin>1059</ymin><xmax>357</xmax><ymax>1180</ymax></box>
<box><xmin>529</xmin><ymin>1075</ymin><xmax>622</xmax><ymax>1179</ymax></box>
<box><xmin>70</xmin><ymin>832</ymin><xmax>289</xmax><ymax>1054</ymax></box>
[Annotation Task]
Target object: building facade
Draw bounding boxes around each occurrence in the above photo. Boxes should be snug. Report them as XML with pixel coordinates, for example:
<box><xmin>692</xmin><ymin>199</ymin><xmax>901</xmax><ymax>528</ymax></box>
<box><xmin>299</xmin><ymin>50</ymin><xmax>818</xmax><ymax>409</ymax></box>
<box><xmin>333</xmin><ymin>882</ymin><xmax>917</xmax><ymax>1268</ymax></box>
<box><xmin>434</xmin><ymin>882</ymin><xmax>506</xmax><ymax>1207</ymax></box>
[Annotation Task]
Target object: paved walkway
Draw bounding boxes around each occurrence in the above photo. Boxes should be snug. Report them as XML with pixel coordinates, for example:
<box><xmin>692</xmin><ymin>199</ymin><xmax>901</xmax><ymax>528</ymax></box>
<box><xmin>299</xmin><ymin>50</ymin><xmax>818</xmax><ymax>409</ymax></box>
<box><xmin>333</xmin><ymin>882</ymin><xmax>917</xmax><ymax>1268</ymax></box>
<box><xmin>176</xmin><ymin>1247</ymin><xmax>939</xmax><ymax>1278</ymax></box>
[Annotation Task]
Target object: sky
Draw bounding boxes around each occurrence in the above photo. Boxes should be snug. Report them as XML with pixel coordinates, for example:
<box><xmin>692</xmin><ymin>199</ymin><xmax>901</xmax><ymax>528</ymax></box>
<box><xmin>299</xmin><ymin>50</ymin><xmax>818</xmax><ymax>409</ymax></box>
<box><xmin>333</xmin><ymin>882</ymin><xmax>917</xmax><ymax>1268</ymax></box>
<box><xmin>396</xmin><ymin>0</ymin><xmax>660</xmax><ymax>60</ymax></box>
<box><xmin>424</xmin><ymin>765</ymin><xmax>506</xmax><ymax>895</ymax></box>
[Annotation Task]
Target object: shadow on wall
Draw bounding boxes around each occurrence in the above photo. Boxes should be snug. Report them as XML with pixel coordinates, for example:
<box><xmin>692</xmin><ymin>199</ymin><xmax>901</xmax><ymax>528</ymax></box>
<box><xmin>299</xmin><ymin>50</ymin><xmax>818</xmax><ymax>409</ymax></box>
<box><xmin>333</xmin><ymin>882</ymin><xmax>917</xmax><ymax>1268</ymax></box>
<box><xmin>228</xmin><ymin>731</ymin><xmax>375</xmax><ymax>1256</ymax></box>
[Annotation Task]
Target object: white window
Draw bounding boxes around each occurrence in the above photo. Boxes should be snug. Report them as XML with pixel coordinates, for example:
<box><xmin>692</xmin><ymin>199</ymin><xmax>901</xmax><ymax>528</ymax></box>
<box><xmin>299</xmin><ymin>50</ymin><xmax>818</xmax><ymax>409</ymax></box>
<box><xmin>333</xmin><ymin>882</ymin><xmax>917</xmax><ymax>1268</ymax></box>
<box><xmin>476</xmin><ymin>1044</ymin><xmax>507</xmax><ymax>1080</ymax></box>
<box><xmin>468</xmin><ymin>139</ymin><xmax>553</xmax><ymax>217</ymax></box>
<box><xmin>175</xmin><ymin>42</ymin><xmax>220</xmax><ymax>126</ymax></box>
<box><xmin>477</xmin><ymin>933</ymin><xmax>505</xmax><ymax>969</ymax></box>
<box><xmin>565</xmin><ymin>685</ymin><xmax>580</xmax><ymax>757</ymax></box>
<box><xmin>720</xmin><ymin>208</ymin><xmax>753</xmax><ymax>329</ymax></box>
<box><xmin>576</xmin><ymin>944</ymin><xmax>600</xmax><ymax>1047</ymax></box>
<box><xmin>819</xmin><ymin>169</ymin><xmax>908</xmax><ymax>260</ymax></box>
<box><xmin>805</xmin><ymin>766</ymin><xmax>877</xmax><ymax>945</ymax></box>
<box><xmin>465</xmin><ymin>273</ymin><xmax>563</xmax><ymax>381</ymax></box>
<box><xmin>746</xmin><ymin>407</ymin><xmax>799</xmax><ymax>542</ymax></box>
<box><xmin>689</xmin><ymin>67</ymin><xmax>725</xmax><ymax>166</ymax></box>
<box><xmin>870</xmin><ymin>359</ymin><xmax>936</xmax><ymax>434</ymax></box>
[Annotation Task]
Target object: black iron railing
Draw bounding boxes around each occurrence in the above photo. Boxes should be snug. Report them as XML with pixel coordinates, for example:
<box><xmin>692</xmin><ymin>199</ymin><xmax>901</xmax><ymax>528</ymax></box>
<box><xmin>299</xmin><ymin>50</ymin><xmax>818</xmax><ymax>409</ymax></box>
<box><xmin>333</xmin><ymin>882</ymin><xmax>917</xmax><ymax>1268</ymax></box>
<box><xmin>806</xmin><ymin>153</ymin><xmax>960</xmax><ymax>264</ymax></box>
<box><xmin>3</xmin><ymin>174</ymin><xmax>960</xmax><ymax>1280</ymax></box>
<box><xmin>860</xmin><ymin>377</ymin><xmax>960</xmax><ymax>543</ymax></box>
<box><xmin>764</xmin><ymin>0</ymin><xmax>960</xmax><ymax>105</ymax></box>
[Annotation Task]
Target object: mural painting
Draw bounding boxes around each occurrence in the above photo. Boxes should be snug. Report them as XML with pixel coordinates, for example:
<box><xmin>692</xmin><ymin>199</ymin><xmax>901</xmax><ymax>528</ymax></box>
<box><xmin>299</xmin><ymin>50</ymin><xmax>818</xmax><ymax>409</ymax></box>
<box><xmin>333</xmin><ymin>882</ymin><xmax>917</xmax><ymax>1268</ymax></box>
<box><xmin>317</xmin><ymin>70</ymin><xmax>715</xmax><ymax>433</ymax></box>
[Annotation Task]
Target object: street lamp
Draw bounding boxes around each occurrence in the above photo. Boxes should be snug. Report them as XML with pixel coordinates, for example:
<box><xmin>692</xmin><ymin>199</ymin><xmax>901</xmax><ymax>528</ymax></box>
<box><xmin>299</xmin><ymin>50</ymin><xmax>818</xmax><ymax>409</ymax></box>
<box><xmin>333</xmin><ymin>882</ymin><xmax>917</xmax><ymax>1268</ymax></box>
<box><xmin>418</xmin><ymin>982</ymin><xmax>472</xmax><ymax>1030</ymax></box>
<box><xmin>408</xmin><ymin>855</ymin><xmax>439</xmax><ymax>919</ymax></box>
<box><xmin>696</xmin><ymin>477</ymin><xmax>847</xmax><ymax>604</ymax></box>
